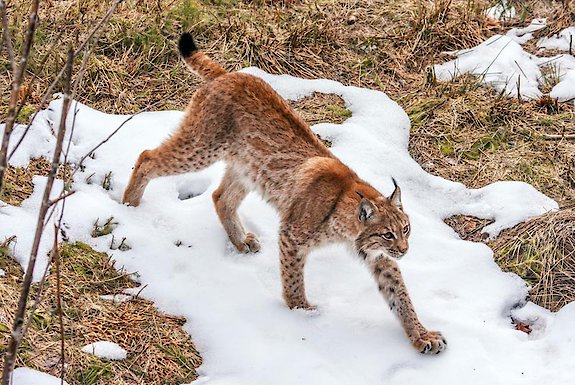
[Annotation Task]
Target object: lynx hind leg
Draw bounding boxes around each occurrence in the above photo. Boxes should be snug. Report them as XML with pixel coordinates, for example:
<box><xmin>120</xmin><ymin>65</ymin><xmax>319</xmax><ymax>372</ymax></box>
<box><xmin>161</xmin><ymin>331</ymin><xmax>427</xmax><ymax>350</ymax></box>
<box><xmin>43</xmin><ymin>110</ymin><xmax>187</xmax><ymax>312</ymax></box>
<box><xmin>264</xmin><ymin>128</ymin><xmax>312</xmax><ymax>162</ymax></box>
<box><xmin>122</xmin><ymin>136</ymin><xmax>219</xmax><ymax>207</ymax></box>
<box><xmin>371</xmin><ymin>258</ymin><xmax>447</xmax><ymax>354</ymax></box>
<box><xmin>212</xmin><ymin>168</ymin><xmax>260</xmax><ymax>253</ymax></box>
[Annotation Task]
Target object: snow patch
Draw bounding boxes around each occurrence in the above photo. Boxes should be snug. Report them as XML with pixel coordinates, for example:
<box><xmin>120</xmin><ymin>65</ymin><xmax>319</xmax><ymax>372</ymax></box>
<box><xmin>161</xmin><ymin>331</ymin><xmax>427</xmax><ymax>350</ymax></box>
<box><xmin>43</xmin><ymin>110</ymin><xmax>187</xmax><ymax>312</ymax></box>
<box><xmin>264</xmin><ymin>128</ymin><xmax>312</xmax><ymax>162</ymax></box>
<box><xmin>550</xmin><ymin>69</ymin><xmax>575</xmax><ymax>101</ymax></box>
<box><xmin>81</xmin><ymin>341</ymin><xmax>127</xmax><ymax>360</ymax></box>
<box><xmin>434</xmin><ymin>21</ymin><xmax>575</xmax><ymax>102</ymax></box>
<box><xmin>506</xmin><ymin>18</ymin><xmax>546</xmax><ymax>44</ymax></box>
<box><xmin>537</xmin><ymin>27</ymin><xmax>575</xmax><ymax>51</ymax></box>
<box><xmin>433</xmin><ymin>35</ymin><xmax>542</xmax><ymax>99</ymax></box>
<box><xmin>0</xmin><ymin>268</ymin><xmax>5</xmax><ymax>277</ymax></box>
<box><xmin>1</xmin><ymin>67</ymin><xmax>570</xmax><ymax>384</ymax></box>
<box><xmin>485</xmin><ymin>1</ymin><xmax>516</xmax><ymax>21</ymax></box>
<box><xmin>511</xmin><ymin>302</ymin><xmax>553</xmax><ymax>338</ymax></box>
<box><xmin>11</xmin><ymin>367</ymin><xmax>69</xmax><ymax>385</ymax></box>
<box><xmin>99</xmin><ymin>293</ymin><xmax>132</xmax><ymax>304</ymax></box>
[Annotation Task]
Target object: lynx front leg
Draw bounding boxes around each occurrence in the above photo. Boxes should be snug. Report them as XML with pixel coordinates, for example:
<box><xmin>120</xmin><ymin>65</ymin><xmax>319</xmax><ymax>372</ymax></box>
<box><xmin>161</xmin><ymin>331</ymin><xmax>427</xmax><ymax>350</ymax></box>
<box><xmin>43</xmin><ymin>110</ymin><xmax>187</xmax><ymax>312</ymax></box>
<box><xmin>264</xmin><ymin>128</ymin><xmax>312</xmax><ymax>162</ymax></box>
<box><xmin>279</xmin><ymin>229</ymin><xmax>315</xmax><ymax>310</ymax></box>
<box><xmin>123</xmin><ymin>136</ymin><xmax>219</xmax><ymax>206</ymax></box>
<box><xmin>371</xmin><ymin>257</ymin><xmax>447</xmax><ymax>354</ymax></box>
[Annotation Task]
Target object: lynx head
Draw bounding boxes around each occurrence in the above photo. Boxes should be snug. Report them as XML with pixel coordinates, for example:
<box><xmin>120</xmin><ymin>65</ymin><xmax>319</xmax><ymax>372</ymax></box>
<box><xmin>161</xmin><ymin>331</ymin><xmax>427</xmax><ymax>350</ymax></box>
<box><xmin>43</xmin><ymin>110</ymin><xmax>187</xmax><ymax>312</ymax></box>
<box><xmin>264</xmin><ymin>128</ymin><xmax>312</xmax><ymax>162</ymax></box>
<box><xmin>354</xmin><ymin>179</ymin><xmax>411</xmax><ymax>261</ymax></box>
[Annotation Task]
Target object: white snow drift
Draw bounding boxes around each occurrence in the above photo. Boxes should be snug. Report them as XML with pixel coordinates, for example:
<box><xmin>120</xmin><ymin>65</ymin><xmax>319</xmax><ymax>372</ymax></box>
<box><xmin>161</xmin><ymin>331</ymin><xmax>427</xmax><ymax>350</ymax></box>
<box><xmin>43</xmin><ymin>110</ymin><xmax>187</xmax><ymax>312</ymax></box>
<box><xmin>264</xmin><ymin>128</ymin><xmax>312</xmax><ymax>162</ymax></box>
<box><xmin>1</xmin><ymin>67</ymin><xmax>572</xmax><ymax>385</ymax></box>
<box><xmin>81</xmin><ymin>341</ymin><xmax>127</xmax><ymax>360</ymax></box>
<box><xmin>434</xmin><ymin>21</ymin><xmax>575</xmax><ymax>102</ymax></box>
<box><xmin>10</xmin><ymin>367</ymin><xmax>69</xmax><ymax>385</ymax></box>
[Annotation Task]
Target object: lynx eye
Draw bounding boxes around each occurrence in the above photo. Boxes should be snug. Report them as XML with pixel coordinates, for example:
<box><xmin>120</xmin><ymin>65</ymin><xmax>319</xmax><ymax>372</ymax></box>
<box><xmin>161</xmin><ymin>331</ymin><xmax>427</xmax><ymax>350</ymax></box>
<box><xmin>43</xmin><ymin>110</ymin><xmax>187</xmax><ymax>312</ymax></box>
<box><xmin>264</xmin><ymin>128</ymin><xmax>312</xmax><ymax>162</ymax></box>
<box><xmin>382</xmin><ymin>232</ymin><xmax>395</xmax><ymax>240</ymax></box>
<box><xmin>403</xmin><ymin>225</ymin><xmax>410</xmax><ymax>234</ymax></box>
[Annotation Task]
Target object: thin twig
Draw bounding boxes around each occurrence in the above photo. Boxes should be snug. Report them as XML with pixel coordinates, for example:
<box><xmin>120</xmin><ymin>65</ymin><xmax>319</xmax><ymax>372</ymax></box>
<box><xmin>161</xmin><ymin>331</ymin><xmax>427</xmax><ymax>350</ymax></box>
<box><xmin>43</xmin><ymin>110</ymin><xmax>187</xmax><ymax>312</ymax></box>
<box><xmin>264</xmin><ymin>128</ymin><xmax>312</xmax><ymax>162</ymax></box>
<box><xmin>48</xmin><ymin>190</ymin><xmax>76</xmax><ymax>206</ymax></box>
<box><xmin>1</xmin><ymin>47</ymin><xmax>73</xmax><ymax>385</ymax></box>
<box><xmin>53</xmin><ymin>224</ymin><xmax>66</xmax><ymax>384</ymax></box>
<box><xmin>0</xmin><ymin>0</ymin><xmax>15</xmax><ymax>69</ymax></box>
<box><xmin>542</xmin><ymin>133</ymin><xmax>575</xmax><ymax>140</ymax></box>
<box><xmin>0</xmin><ymin>0</ymin><xmax>40</xmax><ymax>194</ymax></box>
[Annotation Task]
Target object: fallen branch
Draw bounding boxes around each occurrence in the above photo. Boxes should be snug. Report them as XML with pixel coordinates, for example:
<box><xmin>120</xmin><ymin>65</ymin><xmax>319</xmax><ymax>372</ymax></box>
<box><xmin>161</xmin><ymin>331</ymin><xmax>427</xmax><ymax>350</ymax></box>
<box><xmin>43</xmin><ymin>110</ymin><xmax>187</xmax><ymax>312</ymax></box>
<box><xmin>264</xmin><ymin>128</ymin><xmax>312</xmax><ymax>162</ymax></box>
<box><xmin>542</xmin><ymin>133</ymin><xmax>575</xmax><ymax>140</ymax></box>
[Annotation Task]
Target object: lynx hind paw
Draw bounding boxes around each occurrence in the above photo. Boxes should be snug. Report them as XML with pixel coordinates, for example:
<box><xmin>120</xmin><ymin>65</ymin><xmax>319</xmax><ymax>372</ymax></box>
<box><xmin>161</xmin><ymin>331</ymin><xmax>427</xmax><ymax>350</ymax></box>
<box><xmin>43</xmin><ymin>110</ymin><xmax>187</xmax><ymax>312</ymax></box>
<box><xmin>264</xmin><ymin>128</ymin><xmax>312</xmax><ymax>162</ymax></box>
<box><xmin>236</xmin><ymin>232</ymin><xmax>261</xmax><ymax>253</ymax></box>
<box><xmin>416</xmin><ymin>331</ymin><xmax>447</xmax><ymax>355</ymax></box>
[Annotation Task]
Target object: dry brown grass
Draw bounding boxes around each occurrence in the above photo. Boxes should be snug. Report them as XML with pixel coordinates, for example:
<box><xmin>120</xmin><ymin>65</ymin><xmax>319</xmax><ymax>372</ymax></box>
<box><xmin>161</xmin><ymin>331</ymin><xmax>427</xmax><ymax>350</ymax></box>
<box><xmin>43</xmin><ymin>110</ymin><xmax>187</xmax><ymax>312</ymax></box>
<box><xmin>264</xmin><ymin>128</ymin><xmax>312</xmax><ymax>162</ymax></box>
<box><xmin>0</xmin><ymin>242</ymin><xmax>201</xmax><ymax>384</ymax></box>
<box><xmin>406</xmin><ymin>75</ymin><xmax>575</xmax><ymax>206</ymax></box>
<box><xmin>291</xmin><ymin>92</ymin><xmax>350</xmax><ymax>125</ymax></box>
<box><xmin>490</xmin><ymin>208</ymin><xmax>575</xmax><ymax>311</ymax></box>
<box><xmin>0</xmin><ymin>158</ymin><xmax>70</xmax><ymax>206</ymax></box>
<box><xmin>446</xmin><ymin>208</ymin><xmax>575</xmax><ymax>311</ymax></box>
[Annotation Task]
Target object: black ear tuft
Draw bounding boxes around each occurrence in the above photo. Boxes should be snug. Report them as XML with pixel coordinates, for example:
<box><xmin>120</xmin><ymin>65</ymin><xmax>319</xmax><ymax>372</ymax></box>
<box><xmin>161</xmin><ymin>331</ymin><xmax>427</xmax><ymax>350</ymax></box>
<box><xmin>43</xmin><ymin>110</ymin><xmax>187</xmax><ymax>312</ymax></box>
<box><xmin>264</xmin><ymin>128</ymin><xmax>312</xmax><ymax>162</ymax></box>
<box><xmin>178</xmin><ymin>32</ymin><xmax>198</xmax><ymax>58</ymax></box>
<box><xmin>389</xmin><ymin>177</ymin><xmax>402</xmax><ymax>209</ymax></box>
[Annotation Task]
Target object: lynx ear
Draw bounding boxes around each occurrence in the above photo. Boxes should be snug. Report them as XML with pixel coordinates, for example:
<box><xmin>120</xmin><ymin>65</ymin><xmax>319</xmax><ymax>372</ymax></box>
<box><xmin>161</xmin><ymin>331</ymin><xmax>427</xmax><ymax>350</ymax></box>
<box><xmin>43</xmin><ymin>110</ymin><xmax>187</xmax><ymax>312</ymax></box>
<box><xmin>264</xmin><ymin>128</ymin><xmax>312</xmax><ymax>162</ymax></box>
<box><xmin>356</xmin><ymin>191</ymin><xmax>376</xmax><ymax>221</ymax></box>
<box><xmin>388</xmin><ymin>178</ymin><xmax>402</xmax><ymax>209</ymax></box>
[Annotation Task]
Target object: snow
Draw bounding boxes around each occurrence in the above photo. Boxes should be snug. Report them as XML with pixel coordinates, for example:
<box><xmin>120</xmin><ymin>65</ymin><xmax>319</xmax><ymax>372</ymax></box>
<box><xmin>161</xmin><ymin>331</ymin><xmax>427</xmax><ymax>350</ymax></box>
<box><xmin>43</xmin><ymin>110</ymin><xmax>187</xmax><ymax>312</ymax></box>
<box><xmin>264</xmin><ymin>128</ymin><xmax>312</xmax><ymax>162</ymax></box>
<box><xmin>81</xmin><ymin>341</ymin><xmax>127</xmax><ymax>360</ymax></box>
<box><xmin>99</xmin><ymin>293</ymin><xmax>132</xmax><ymax>304</ymax></box>
<box><xmin>434</xmin><ymin>21</ymin><xmax>575</xmax><ymax>103</ymax></box>
<box><xmin>506</xmin><ymin>18</ymin><xmax>546</xmax><ymax>44</ymax></box>
<box><xmin>549</xmin><ymin>68</ymin><xmax>575</xmax><ymax>101</ymax></box>
<box><xmin>10</xmin><ymin>367</ymin><xmax>68</xmax><ymax>385</ymax></box>
<box><xmin>0</xmin><ymin>268</ymin><xmax>5</xmax><ymax>277</ymax></box>
<box><xmin>433</xmin><ymin>35</ymin><xmax>543</xmax><ymax>99</ymax></box>
<box><xmin>485</xmin><ymin>1</ymin><xmax>516</xmax><ymax>21</ymax></box>
<box><xmin>1</xmin><ymin>67</ymin><xmax>573</xmax><ymax>384</ymax></box>
<box><xmin>537</xmin><ymin>27</ymin><xmax>575</xmax><ymax>51</ymax></box>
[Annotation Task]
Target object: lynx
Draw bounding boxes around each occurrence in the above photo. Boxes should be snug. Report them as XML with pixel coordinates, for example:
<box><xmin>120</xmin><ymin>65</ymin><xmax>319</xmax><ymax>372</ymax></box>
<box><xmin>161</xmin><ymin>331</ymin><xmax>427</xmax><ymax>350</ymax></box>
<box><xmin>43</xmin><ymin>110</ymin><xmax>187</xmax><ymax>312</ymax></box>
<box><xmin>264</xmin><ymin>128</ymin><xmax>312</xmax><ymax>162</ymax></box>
<box><xmin>122</xmin><ymin>33</ymin><xmax>446</xmax><ymax>354</ymax></box>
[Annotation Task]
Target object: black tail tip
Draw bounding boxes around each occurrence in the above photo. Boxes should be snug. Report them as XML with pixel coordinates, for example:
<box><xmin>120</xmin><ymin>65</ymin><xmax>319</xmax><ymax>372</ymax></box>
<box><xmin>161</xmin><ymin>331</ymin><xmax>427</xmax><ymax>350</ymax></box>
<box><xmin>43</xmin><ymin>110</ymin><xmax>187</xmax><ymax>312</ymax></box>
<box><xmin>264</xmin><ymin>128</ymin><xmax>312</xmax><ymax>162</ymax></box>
<box><xmin>178</xmin><ymin>32</ymin><xmax>197</xmax><ymax>58</ymax></box>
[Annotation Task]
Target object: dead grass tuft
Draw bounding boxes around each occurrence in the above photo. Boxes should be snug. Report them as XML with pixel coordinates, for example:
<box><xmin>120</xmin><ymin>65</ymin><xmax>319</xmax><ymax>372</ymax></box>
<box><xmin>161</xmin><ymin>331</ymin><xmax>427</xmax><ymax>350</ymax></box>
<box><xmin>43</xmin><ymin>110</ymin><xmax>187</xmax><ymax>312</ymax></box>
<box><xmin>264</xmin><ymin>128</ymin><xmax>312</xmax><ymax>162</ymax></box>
<box><xmin>406</xmin><ymin>74</ymin><xmax>575</xmax><ymax>206</ymax></box>
<box><xmin>290</xmin><ymin>92</ymin><xmax>351</xmax><ymax>125</ymax></box>
<box><xmin>0</xmin><ymin>158</ymin><xmax>70</xmax><ymax>206</ymax></box>
<box><xmin>444</xmin><ymin>215</ymin><xmax>493</xmax><ymax>243</ymax></box>
<box><xmin>489</xmin><ymin>208</ymin><xmax>575</xmax><ymax>311</ymax></box>
<box><xmin>0</xmin><ymin>242</ymin><xmax>201</xmax><ymax>384</ymax></box>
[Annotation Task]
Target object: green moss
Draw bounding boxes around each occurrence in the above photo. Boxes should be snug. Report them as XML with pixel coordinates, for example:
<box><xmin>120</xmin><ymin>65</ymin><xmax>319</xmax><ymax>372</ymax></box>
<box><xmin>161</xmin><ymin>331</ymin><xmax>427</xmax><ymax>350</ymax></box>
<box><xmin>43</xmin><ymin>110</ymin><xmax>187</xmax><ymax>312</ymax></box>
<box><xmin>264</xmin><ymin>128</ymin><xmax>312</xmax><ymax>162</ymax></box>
<box><xmin>74</xmin><ymin>361</ymin><xmax>113</xmax><ymax>385</ymax></box>
<box><xmin>407</xmin><ymin>97</ymin><xmax>444</xmax><ymax>130</ymax></box>
<box><xmin>463</xmin><ymin>130</ymin><xmax>508</xmax><ymax>160</ymax></box>
<box><xmin>439</xmin><ymin>140</ymin><xmax>454</xmax><ymax>156</ymax></box>
<box><xmin>16</xmin><ymin>105</ymin><xmax>36</xmax><ymax>124</ymax></box>
<box><xmin>327</xmin><ymin>105</ymin><xmax>352</xmax><ymax>118</ymax></box>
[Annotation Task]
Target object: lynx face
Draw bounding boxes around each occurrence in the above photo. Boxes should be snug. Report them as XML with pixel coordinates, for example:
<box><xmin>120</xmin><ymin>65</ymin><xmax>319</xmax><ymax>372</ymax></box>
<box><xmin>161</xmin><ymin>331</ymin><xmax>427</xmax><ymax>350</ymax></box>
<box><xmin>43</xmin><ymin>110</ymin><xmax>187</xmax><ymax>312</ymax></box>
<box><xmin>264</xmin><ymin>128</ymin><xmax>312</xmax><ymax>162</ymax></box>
<box><xmin>354</xmin><ymin>183</ymin><xmax>411</xmax><ymax>261</ymax></box>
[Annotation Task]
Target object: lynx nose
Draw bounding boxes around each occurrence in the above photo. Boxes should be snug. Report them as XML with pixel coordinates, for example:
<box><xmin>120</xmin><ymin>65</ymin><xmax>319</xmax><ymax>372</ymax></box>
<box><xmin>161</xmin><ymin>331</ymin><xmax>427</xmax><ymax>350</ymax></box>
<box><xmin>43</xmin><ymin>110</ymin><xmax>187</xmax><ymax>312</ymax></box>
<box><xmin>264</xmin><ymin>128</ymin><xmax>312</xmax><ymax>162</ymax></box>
<box><xmin>397</xmin><ymin>245</ymin><xmax>408</xmax><ymax>255</ymax></box>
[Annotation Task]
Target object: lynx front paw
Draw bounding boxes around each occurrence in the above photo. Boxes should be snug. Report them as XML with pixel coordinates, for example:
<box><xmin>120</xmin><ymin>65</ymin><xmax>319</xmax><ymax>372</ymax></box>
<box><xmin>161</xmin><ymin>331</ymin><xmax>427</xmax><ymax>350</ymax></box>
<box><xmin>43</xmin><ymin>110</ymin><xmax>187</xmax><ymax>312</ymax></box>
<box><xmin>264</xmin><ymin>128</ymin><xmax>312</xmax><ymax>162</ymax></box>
<box><xmin>287</xmin><ymin>300</ymin><xmax>317</xmax><ymax>311</ymax></box>
<box><xmin>122</xmin><ymin>191</ymin><xmax>141</xmax><ymax>207</ymax></box>
<box><xmin>414</xmin><ymin>330</ymin><xmax>447</xmax><ymax>355</ymax></box>
<box><xmin>235</xmin><ymin>232</ymin><xmax>261</xmax><ymax>253</ymax></box>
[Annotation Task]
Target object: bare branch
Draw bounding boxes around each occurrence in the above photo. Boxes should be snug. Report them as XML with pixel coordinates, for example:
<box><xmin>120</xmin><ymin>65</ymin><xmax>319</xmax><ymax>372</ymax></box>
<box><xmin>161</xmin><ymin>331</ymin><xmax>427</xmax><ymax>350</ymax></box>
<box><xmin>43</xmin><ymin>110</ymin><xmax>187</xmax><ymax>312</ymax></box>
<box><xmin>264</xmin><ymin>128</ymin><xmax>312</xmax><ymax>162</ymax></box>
<box><xmin>0</xmin><ymin>0</ymin><xmax>40</xmax><ymax>194</ymax></box>
<box><xmin>542</xmin><ymin>133</ymin><xmax>575</xmax><ymax>140</ymax></box>
<box><xmin>1</xmin><ymin>47</ymin><xmax>73</xmax><ymax>385</ymax></box>
<box><xmin>48</xmin><ymin>190</ymin><xmax>76</xmax><ymax>206</ymax></box>
<box><xmin>0</xmin><ymin>0</ymin><xmax>15</xmax><ymax>69</ymax></box>
<box><xmin>53</xmin><ymin>224</ymin><xmax>66</xmax><ymax>384</ymax></box>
